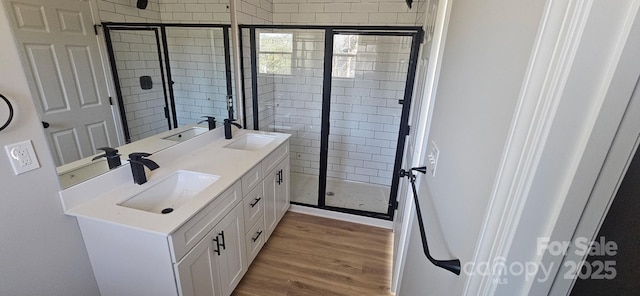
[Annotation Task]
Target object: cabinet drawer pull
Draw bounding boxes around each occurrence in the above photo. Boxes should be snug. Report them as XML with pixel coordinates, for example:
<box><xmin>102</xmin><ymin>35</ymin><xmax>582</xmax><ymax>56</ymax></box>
<box><xmin>213</xmin><ymin>237</ymin><xmax>221</xmax><ymax>256</ymax></box>
<box><xmin>219</xmin><ymin>231</ymin><xmax>226</xmax><ymax>250</ymax></box>
<box><xmin>251</xmin><ymin>231</ymin><xmax>263</xmax><ymax>242</ymax></box>
<box><xmin>250</xmin><ymin>197</ymin><xmax>262</xmax><ymax>207</ymax></box>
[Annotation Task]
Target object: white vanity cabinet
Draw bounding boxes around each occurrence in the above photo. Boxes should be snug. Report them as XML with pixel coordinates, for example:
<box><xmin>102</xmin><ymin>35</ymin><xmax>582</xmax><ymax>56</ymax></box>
<box><xmin>71</xmin><ymin>137</ymin><xmax>291</xmax><ymax>296</ymax></box>
<box><xmin>77</xmin><ymin>181</ymin><xmax>245</xmax><ymax>296</ymax></box>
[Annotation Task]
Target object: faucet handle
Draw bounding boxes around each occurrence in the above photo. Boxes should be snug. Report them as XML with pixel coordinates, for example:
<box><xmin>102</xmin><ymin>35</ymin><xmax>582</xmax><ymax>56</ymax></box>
<box><xmin>96</xmin><ymin>147</ymin><xmax>119</xmax><ymax>155</ymax></box>
<box><xmin>127</xmin><ymin>152</ymin><xmax>158</xmax><ymax>185</ymax></box>
<box><xmin>129</xmin><ymin>152</ymin><xmax>152</xmax><ymax>160</ymax></box>
<box><xmin>93</xmin><ymin>147</ymin><xmax>122</xmax><ymax>169</ymax></box>
<box><xmin>199</xmin><ymin>116</ymin><xmax>217</xmax><ymax>130</ymax></box>
<box><xmin>93</xmin><ymin>147</ymin><xmax>120</xmax><ymax>159</ymax></box>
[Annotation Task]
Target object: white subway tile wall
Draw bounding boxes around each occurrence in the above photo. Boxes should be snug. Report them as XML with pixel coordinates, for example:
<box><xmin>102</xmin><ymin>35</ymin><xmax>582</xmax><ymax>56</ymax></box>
<box><xmin>98</xmin><ymin>0</ymin><xmax>161</xmax><ymax>23</ymax></box>
<box><xmin>165</xmin><ymin>27</ymin><xmax>234</xmax><ymax>125</ymax></box>
<box><xmin>267</xmin><ymin>33</ymin><xmax>411</xmax><ymax>186</ymax></box>
<box><xmin>110</xmin><ymin>30</ymin><xmax>170</xmax><ymax>141</ymax></box>
<box><xmin>159</xmin><ymin>0</ymin><xmax>231</xmax><ymax>23</ymax></box>
<box><xmin>270</xmin><ymin>29</ymin><xmax>325</xmax><ymax>179</ymax></box>
<box><xmin>237</xmin><ymin>0</ymin><xmax>273</xmax><ymax>25</ymax></box>
<box><xmin>241</xmin><ymin>1</ymin><xmax>419</xmax><ymax>187</ymax></box>
<box><xmin>271</xmin><ymin>0</ymin><xmax>418</xmax><ymax>26</ymax></box>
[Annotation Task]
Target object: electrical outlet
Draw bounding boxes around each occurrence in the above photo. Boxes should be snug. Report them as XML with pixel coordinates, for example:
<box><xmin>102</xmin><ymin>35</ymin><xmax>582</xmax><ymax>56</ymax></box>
<box><xmin>427</xmin><ymin>141</ymin><xmax>439</xmax><ymax>177</ymax></box>
<box><xmin>5</xmin><ymin>140</ymin><xmax>40</xmax><ymax>175</ymax></box>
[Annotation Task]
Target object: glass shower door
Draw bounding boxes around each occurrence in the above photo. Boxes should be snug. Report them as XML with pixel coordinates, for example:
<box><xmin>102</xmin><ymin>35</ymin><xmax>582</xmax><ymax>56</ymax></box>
<box><xmin>241</xmin><ymin>25</ymin><xmax>422</xmax><ymax>219</ymax></box>
<box><xmin>324</xmin><ymin>33</ymin><xmax>413</xmax><ymax>215</ymax></box>
<box><xmin>246</xmin><ymin>28</ymin><xmax>326</xmax><ymax>207</ymax></box>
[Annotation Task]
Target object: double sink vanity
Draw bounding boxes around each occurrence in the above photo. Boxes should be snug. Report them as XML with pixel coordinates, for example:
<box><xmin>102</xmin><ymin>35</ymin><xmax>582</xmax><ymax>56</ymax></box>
<box><xmin>59</xmin><ymin>126</ymin><xmax>291</xmax><ymax>296</ymax></box>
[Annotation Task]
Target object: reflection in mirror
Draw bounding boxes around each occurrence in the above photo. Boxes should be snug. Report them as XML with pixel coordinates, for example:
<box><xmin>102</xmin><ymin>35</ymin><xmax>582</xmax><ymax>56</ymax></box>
<box><xmin>108</xmin><ymin>28</ymin><xmax>171</xmax><ymax>142</ymax></box>
<box><xmin>106</xmin><ymin>24</ymin><xmax>237</xmax><ymax>144</ymax></box>
<box><xmin>5</xmin><ymin>0</ymin><xmax>236</xmax><ymax>189</ymax></box>
<box><xmin>166</xmin><ymin>27</ymin><xmax>236</xmax><ymax>127</ymax></box>
<box><xmin>56</xmin><ymin>24</ymin><xmax>237</xmax><ymax>189</ymax></box>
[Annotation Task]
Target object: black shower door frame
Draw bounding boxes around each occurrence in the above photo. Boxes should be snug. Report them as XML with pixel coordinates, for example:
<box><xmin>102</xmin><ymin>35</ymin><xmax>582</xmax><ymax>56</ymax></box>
<box><xmin>239</xmin><ymin>25</ymin><xmax>424</xmax><ymax>220</ymax></box>
<box><xmin>102</xmin><ymin>22</ymin><xmax>233</xmax><ymax>143</ymax></box>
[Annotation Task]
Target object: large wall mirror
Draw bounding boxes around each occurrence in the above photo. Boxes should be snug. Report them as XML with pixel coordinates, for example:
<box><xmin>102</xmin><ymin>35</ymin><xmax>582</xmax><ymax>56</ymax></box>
<box><xmin>4</xmin><ymin>0</ymin><xmax>237</xmax><ymax>188</ymax></box>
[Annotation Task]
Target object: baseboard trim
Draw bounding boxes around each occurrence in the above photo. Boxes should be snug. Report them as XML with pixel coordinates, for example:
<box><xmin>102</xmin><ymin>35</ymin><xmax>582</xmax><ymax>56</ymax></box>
<box><xmin>288</xmin><ymin>205</ymin><xmax>394</xmax><ymax>229</ymax></box>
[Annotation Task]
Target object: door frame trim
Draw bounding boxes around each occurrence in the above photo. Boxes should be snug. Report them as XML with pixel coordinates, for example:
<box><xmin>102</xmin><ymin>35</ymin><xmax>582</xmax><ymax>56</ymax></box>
<box><xmin>545</xmin><ymin>6</ymin><xmax>640</xmax><ymax>294</ymax></box>
<box><xmin>464</xmin><ymin>0</ymin><xmax>640</xmax><ymax>294</ymax></box>
<box><xmin>392</xmin><ymin>0</ymin><xmax>452</xmax><ymax>292</ymax></box>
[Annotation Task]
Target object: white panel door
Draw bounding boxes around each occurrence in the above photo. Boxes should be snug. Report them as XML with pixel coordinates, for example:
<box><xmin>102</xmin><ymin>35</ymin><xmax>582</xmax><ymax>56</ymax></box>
<box><xmin>5</xmin><ymin>0</ymin><xmax>118</xmax><ymax>165</ymax></box>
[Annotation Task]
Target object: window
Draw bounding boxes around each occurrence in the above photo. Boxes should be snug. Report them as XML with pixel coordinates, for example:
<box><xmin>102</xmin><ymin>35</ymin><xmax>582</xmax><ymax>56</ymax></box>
<box><xmin>332</xmin><ymin>35</ymin><xmax>358</xmax><ymax>78</ymax></box>
<box><xmin>258</xmin><ymin>33</ymin><xmax>293</xmax><ymax>75</ymax></box>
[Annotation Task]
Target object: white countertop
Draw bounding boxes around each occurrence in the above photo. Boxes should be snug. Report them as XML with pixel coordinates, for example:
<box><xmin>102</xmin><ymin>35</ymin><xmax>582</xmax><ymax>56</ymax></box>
<box><xmin>60</xmin><ymin>127</ymin><xmax>290</xmax><ymax>236</ymax></box>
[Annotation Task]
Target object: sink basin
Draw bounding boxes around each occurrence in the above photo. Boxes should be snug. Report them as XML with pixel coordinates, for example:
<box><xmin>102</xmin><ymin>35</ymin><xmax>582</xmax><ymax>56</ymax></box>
<box><xmin>223</xmin><ymin>133</ymin><xmax>276</xmax><ymax>151</ymax></box>
<box><xmin>118</xmin><ymin>170</ymin><xmax>219</xmax><ymax>214</ymax></box>
<box><xmin>163</xmin><ymin>127</ymin><xmax>207</xmax><ymax>142</ymax></box>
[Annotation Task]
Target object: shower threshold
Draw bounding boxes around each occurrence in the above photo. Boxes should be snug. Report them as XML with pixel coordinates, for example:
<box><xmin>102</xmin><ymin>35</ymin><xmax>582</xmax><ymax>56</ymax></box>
<box><xmin>290</xmin><ymin>172</ymin><xmax>390</xmax><ymax>214</ymax></box>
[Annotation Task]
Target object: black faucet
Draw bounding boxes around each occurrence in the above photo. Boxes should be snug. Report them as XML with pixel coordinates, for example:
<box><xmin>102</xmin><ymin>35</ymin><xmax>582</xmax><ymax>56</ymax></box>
<box><xmin>198</xmin><ymin>116</ymin><xmax>216</xmax><ymax>130</ymax></box>
<box><xmin>92</xmin><ymin>147</ymin><xmax>121</xmax><ymax>169</ymax></box>
<box><xmin>128</xmin><ymin>152</ymin><xmax>159</xmax><ymax>185</ymax></box>
<box><xmin>224</xmin><ymin>119</ymin><xmax>242</xmax><ymax>139</ymax></box>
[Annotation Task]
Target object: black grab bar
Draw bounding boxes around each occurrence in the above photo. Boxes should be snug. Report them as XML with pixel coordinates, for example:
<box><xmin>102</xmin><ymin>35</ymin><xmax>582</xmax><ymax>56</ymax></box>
<box><xmin>399</xmin><ymin>166</ymin><xmax>461</xmax><ymax>275</ymax></box>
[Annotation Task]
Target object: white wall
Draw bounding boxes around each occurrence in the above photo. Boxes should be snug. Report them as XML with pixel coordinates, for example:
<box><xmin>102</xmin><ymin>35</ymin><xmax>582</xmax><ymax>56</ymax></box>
<box><xmin>398</xmin><ymin>0</ymin><xmax>546</xmax><ymax>294</ymax></box>
<box><xmin>0</xmin><ymin>2</ymin><xmax>99</xmax><ymax>295</ymax></box>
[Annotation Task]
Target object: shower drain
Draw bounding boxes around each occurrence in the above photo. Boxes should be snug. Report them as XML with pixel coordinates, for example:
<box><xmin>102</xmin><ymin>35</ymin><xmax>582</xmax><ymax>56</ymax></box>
<box><xmin>326</xmin><ymin>191</ymin><xmax>335</xmax><ymax>196</ymax></box>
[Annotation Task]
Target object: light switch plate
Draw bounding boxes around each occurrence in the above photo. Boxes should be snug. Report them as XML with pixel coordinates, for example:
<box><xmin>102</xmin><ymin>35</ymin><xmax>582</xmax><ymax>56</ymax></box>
<box><xmin>5</xmin><ymin>140</ymin><xmax>40</xmax><ymax>175</ymax></box>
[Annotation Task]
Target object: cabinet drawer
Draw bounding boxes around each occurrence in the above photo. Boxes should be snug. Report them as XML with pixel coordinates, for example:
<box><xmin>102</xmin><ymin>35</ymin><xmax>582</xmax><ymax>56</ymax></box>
<box><xmin>245</xmin><ymin>218</ymin><xmax>265</xmax><ymax>265</ymax></box>
<box><xmin>169</xmin><ymin>181</ymin><xmax>242</xmax><ymax>262</ymax></box>
<box><xmin>241</xmin><ymin>163</ymin><xmax>262</xmax><ymax>196</ymax></box>
<box><xmin>243</xmin><ymin>185</ymin><xmax>263</xmax><ymax>230</ymax></box>
<box><xmin>261</xmin><ymin>141</ymin><xmax>288</xmax><ymax>177</ymax></box>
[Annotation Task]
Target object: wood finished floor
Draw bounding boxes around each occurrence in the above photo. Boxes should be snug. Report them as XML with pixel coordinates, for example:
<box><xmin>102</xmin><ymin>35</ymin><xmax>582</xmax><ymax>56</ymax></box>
<box><xmin>232</xmin><ymin>212</ymin><xmax>394</xmax><ymax>296</ymax></box>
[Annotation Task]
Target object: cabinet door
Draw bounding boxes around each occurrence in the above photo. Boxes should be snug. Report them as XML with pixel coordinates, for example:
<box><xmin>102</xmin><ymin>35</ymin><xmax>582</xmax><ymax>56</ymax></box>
<box><xmin>263</xmin><ymin>166</ymin><xmax>278</xmax><ymax>240</ymax></box>
<box><xmin>264</xmin><ymin>157</ymin><xmax>290</xmax><ymax>240</ymax></box>
<box><xmin>214</xmin><ymin>204</ymin><xmax>246</xmax><ymax>296</ymax></box>
<box><xmin>175</xmin><ymin>232</ymin><xmax>222</xmax><ymax>296</ymax></box>
<box><xmin>275</xmin><ymin>158</ymin><xmax>290</xmax><ymax>222</ymax></box>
